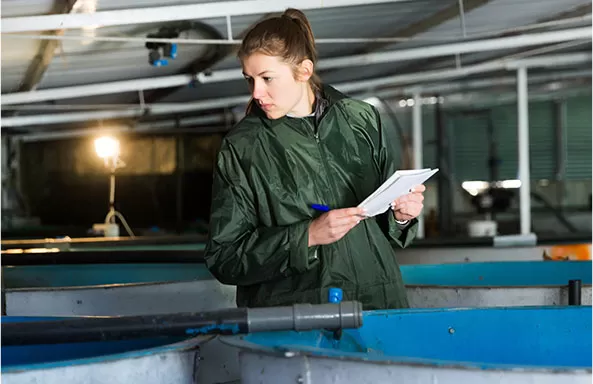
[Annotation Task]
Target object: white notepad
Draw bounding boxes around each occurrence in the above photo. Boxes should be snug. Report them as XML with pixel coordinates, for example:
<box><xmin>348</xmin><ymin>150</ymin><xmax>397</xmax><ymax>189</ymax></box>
<box><xmin>358</xmin><ymin>168</ymin><xmax>439</xmax><ymax>217</ymax></box>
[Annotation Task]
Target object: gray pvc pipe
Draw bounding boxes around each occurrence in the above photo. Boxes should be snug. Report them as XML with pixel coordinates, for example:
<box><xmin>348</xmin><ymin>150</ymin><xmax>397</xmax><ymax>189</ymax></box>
<box><xmin>247</xmin><ymin>301</ymin><xmax>363</xmax><ymax>332</ymax></box>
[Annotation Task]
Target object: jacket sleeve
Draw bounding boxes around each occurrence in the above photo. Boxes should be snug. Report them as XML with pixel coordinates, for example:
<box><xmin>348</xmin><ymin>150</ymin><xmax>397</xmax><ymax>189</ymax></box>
<box><xmin>204</xmin><ymin>141</ymin><xmax>319</xmax><ymax>286</ymax></box>
<box><xmin>371</xmin><ymin>106</ymin><xmax>418</xmax><ymax>249</ymax></box>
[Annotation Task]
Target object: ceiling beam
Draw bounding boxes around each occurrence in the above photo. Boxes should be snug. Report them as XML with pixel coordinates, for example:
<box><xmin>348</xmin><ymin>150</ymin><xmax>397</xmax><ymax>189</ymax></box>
<box><xmin>1</xmin><ymin>0</ymin><xmax>409</xmax><ymax>33</ymax></box>
<box><xmin>16</xmin><ymin>0</ymin><xmax>79</xmax><ymax>92</ymax></box>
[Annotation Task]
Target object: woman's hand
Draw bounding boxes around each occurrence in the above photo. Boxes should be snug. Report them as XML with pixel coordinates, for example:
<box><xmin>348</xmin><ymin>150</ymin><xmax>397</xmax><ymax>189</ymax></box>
<box><xmin>392</xmin><ymin>184</ymin><xmax>426</xmax><ymax>222</ymax></box>
<box><xmin>308</xmin><ymin>207</ymin><xmax>365</xmax><ymax>246</ymax></box>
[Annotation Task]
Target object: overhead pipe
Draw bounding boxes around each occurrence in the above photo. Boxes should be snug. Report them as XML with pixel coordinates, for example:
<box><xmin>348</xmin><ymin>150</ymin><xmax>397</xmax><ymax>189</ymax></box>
<box><xmin>13</xmin><ymin>68</ymin><xmax>587</xmax><ymax>142</ymax></box>
<box><xmin>1</xmin><ymin>56</ymin><xmax>590</xmax><ymax>127</ymax></box>
<box><xmin>390</xmin><ymin>69</ymin><xmax>592</xmax><ymax>96</ymax></box>
<box><xmin>337</xmin><ymin>53</ymin><xmax>591</xmax><ymax>92</ymax></box>
<box><xmin>421</xmin><ymin>85</ymin><xmax>590</xmax><ymax>111</ymax></box>
<box><xmin>317</xmin><ymin>27</ymin><xmax>591</xmax><ymax>71</ymax></box>
<box><xmin>198</xmin><ymin>33</ymin><xmax>592</xmax><ymax>84</ymax></box>
<box><xmin>5</xmin><ymin>69</ymin><xmax>588</xmax><ymax>119</ymax></box>
<box><xmin>7</xmin><ymin>68</ymin><xmax>590</xmax><ymax>115</ymax></box>
<box><xmin>1</xmin><ymin>75</ymin><xmax>196</xmax><ymax>106</ymax></box>
<box><xmin>2</xmin><ymin>95</ymin><xmax>250</xmax><ymax>127</ymax></box>
<box><xmin>1</xmin><ymin>42</ymin><xmax>590</xmax><ymax>105</ymax></box>
<box><xmin>3</xmin><ymin>67</ymin><xmax>590</xmax><ymax>129</ymax></box>
<box><xmin>14</xmin><ymin>69</ymin><xmax>590</xmax><ymax>141</ymax></box>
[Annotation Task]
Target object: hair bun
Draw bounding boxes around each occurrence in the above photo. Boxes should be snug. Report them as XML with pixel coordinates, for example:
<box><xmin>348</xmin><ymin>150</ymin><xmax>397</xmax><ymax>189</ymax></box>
<box><xmin>281</xmin><ymin>8</ymin><xmax>316</xmax><ymax>50</ymax></box>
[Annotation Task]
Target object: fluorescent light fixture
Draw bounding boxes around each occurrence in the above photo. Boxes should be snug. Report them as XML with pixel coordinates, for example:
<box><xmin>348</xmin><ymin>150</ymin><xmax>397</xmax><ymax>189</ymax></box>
<box><xmin>462</xmin><ymin>181</ymin><xmax>489</xmax><ymax>196</ymax></box>
<box><xmin>497</xmin><ymin>179</ymin><xmax>522</xmax><ymax>189</ymax></box>
<box><xmin>462</xmin><ymin>179</ymin><xmax>521</xmax><ymax>196</ymax></box>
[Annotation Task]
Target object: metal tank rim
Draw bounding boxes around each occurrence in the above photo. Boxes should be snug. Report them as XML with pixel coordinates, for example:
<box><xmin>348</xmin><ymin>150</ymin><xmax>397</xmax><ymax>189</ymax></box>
<box><xmin>405</xmin><ymin>284</ymin><xmax>593</xmax><ymax>288</ymax></box>
<box><xmin>4</xmin><ymin>279</ymin><xmax>205</xmax><ymax>292</ymax></box>
<box><xmin>1</xmin><ymin>335</ymin><xmax>210</xmax><ymax>374</ymax></box>
<box><xmin>5</xmin><ymin>280</ymin><xmax>591</xmax><ymax>292</ymax></box>
<box><xmin>399</xmin><ymin>260</ymin><xmax>592</xmax><ymax>287</ymax></box>
<box><xmin>223</xmin><ymin>340</ymin><xmax>592</xmax><ymax>375</ymax></box>
<box><xmin>4</xmin><ymin>260</ymin><xmax>590</xmax><ymax>289</ymax></box>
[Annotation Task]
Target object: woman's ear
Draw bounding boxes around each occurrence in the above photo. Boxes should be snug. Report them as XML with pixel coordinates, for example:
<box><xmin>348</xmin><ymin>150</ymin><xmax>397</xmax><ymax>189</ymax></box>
<box><xmin>296</xmin><ymin>59</ymin><xmax>314</xmax><ymax>82</ymax></box>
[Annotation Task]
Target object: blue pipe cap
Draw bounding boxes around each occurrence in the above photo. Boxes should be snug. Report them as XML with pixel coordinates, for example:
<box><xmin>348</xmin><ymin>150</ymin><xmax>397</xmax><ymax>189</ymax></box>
<box><xmin>152</xmin><ymin>59</ymin><xmax>169</xmax><ymax>67</ymax></box>
<box><xmin>168</xmin><ymin>44</ymin><xmax>178</xmax><ymax>59</ymax></box>
<box><xmin>328</xmin><ymin>287</ymin><xmax>343</xmax><ymax>303</ymax></box>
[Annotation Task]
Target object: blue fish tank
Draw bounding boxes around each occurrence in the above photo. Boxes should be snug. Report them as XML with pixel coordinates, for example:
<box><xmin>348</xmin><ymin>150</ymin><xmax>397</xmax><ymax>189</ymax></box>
<box><xmin>223</xmin><ymin>306</ymin><xmax>592</xmax><ymax>383</ymax></box>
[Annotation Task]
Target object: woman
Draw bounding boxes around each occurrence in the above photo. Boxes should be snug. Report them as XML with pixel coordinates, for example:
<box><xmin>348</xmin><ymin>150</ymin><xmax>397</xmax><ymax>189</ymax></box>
<box><xmin>204</xmin><ymin>8</ymin><xmax>425</xmax><ymax>310</ymax></box>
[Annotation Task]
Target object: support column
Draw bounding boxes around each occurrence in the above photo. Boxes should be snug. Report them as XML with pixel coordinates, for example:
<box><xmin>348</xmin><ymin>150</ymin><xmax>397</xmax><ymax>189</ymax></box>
<box><xmin>553</xmin><ymin>99</ymin><xmax>567</xmax><ymax>209</ymax></box>
<box><xmin>412</xmin><ymin>92</ymin><xmax>425</xmax><ymax>238</ymax></box>
<box><xmin>516</xmin><ymin>67</ymin><xmax>531</xmax><ymax>235</ymax></box>
<box><xmin>435</xmin><ymin>96</ymin><xmax>453</xmax><ymax>235</ymax></box>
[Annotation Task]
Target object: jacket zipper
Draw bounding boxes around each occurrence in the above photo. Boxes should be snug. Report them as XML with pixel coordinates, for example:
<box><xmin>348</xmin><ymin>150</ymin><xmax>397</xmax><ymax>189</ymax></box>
<box><xmin>304</xmin><ymin>116</ymin><xmax>360</xmax><ymax>290</ymax></box>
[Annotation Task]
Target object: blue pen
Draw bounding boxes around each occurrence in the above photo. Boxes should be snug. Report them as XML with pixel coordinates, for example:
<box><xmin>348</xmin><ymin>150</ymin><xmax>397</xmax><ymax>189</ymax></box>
<box><xmin>310</xmin><ymin>204</ymin><xmax>330</xmax><ymax>212</ymax></box>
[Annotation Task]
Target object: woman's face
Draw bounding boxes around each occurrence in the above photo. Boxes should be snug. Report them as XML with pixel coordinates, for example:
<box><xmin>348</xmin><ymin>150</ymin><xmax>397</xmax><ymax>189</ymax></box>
<box><xmin>242</xmin><ymin>53</ymin><xmax>311</xmax><ymax>119</ymax></box>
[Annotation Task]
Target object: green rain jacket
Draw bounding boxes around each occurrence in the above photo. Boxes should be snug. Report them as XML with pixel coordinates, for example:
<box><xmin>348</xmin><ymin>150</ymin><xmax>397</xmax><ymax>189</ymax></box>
<box><xmin>204</xmin><ymin>84</ymin><xmax>418</xmax><ymax>310</ymax></box>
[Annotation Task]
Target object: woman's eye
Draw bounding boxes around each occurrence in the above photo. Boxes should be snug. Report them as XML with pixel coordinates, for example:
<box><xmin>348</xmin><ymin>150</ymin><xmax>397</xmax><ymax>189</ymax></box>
<box><xmin>263</xmin><ymin>77</ymin><xmax>272</xmax><ymax>82</ymax></box>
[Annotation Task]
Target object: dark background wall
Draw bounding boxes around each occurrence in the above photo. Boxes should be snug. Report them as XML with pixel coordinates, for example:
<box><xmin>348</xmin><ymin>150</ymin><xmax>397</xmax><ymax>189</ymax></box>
<box><xmin>18</xmin><ymin>134</ymin><xmax>222</xmax><ymax>233</ymax></box>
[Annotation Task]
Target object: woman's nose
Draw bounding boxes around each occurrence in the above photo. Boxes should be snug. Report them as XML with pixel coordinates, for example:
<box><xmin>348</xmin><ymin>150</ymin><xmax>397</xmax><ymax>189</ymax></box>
<box><xmin>252</xmin><ymin>80</ymin><xmax>265</xmax><ymax>100</ymax></box>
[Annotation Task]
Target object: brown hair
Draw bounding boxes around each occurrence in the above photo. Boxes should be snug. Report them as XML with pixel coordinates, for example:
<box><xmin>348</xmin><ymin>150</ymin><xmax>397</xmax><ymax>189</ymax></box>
<box><xmin>238</xmin><ymin>8</ymin><xmax>321</xmax><ymax>92</ymax></box>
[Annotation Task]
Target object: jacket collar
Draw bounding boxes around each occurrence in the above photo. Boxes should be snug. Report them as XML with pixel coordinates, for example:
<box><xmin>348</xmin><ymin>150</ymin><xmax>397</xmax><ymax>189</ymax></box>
<box><xmin>246</xmin><ymin>84</ymin><xmax>348</xmax><ymax>128</ymax></box>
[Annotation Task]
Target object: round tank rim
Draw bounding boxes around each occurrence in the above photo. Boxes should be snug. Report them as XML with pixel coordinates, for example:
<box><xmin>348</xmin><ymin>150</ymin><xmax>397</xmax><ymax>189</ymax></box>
<box><xmin>1</xmin><ymin>336</ymin><xmax>206</xmax><ymax>373</ymax></box>
<box><xmin>410</xmin><ymin>261</ymin><xmax>592</xmax><ymax>265</ymax></box>
<box><xmin>7</xmin><ymin>282</ymin><xmax>591</xmax><ymax>292</ymax></box>
<box><xmin>400</xmin><ymin>260</ymin><xmax>592</xmax><ymax>287</ymax></box>
<box><xmin>5</xmin><ymin>260</ymin><xmax>590</xmax><ymax>289</ymax></box>
<box><xmin>4</xmin><ymin>278</ymin><xmax>209</xmax><ymax>293</ymax></box>
<box><xmin>220</xmin><ymin>306</ymin><xmax>592</xmax><ymax>373</ymax></box>
<box><xmin>221</xmin><ymin>335</ymin><xmax>592</xmax><ymax>373</ymax></box>
<box><xmin>404</xmin><ymin>284</ymin><xmax>593</xmax><ymax>288</ymax></box>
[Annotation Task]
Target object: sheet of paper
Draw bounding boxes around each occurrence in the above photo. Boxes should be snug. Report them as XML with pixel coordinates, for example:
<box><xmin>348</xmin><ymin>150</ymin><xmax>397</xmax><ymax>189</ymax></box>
<box><xmin>358</xmin><ymin>168</ymin><xmax>439</xmax><ymax>217</ymax></box>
